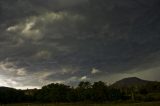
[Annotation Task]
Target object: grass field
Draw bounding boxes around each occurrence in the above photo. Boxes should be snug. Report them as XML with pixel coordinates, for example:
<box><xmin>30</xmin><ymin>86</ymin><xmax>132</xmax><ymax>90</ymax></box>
<box><xmin>4</xmin><ymin>102</ymin><xmax>160</xmax><ymax>106</ymax></box>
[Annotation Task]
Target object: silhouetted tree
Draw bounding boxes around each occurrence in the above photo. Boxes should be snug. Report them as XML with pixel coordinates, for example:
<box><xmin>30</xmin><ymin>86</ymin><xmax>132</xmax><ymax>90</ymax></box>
<box><xmin>92</xmin><ymin>81</ymin><xmax>108</xmax><ymax>102</ymax></box>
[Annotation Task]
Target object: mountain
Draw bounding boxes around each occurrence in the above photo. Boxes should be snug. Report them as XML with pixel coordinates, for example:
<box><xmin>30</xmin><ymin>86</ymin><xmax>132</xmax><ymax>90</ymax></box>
<box><xmin>112</xmin><ymin>77</ymin><xmax>154</xmax><ymax>88</ymax></box>
<box><xmin>0</xmin><ymin>86</ymin><xmax>16</xmax><ymax>91</ymax></box>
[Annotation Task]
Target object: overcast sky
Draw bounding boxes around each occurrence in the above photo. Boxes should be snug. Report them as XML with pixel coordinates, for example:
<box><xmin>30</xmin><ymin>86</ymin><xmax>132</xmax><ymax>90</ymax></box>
<box><xmin>0</xmin><ymin>0</ymin><xmax>160</xmax><ymax>89</ymax></box>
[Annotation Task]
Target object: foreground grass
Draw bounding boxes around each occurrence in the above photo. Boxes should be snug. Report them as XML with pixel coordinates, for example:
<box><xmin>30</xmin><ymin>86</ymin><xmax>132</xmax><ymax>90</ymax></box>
<box><xmin>5</xmin><ymin>101</ymin><xmax>160</xmax><ymax>106</ymax></box>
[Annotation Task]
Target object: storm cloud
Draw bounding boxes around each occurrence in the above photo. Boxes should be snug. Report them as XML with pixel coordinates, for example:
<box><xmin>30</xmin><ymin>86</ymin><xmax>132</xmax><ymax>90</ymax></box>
<box><xmin>0</xmin><ymin>0</ymin><xmax>160</xmax><ymax>89</ymax></box>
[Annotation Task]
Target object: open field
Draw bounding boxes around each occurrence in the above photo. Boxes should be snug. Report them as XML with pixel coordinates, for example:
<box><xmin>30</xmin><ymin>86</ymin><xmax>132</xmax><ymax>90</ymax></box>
<box><xmin>4</xmin><ymin>102</ymin><xmax>160</xmax><ymax>106</ymax></box>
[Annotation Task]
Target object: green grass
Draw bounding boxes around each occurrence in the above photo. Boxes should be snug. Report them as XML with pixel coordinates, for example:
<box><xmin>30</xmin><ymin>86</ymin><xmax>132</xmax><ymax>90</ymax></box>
<box><xmin>5</xmin><ymin>102</ymin><xmax>160</xmax><ymax>106</ymax></box>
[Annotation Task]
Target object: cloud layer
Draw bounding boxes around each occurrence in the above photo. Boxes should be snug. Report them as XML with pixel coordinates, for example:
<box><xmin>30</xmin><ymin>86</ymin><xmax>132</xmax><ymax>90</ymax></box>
<box><xmin>0</xmin><ymin>0</ymin><xmax>160</xmax><ymax>88</ymax></box>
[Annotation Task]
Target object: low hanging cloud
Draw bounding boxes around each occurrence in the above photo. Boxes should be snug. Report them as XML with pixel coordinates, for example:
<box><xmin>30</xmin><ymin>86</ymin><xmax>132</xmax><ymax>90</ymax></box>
<box><xmin>91</xmin><ymin>68</ymin><xmax>101</xmax><ymax>74</ymax></box>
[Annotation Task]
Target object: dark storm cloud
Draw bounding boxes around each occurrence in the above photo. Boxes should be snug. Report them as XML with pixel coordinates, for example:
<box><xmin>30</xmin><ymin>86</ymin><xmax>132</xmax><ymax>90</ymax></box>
<box><xmin>0</xmin><ymin>0</ymin><xmax>160</xmax><ymax>88</ymax></box>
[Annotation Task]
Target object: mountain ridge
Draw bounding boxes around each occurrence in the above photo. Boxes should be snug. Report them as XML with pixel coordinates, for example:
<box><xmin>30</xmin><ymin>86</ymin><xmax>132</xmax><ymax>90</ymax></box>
<box><xmin>111</xmin><ymin>77</ymin><xmax>155</xmax><ymax>88</ymax></box>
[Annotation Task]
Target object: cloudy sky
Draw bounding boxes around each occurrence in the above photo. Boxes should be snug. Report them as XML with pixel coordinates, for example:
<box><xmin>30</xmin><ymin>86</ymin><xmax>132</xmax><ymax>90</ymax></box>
<box><xmin>0</xmin><ymin>0</ymin><xmax>160</xmax><ymax>89</ymax></box>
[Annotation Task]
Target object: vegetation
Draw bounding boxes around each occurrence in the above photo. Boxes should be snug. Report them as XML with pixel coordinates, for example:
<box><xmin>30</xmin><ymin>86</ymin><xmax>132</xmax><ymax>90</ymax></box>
<box><xmin>2</xmin><ymin>102</ymin><xmax>160</xmax><ymax>106</ymax></box>
<box><xmin>0</xmin><ymin>78</ymin><xmax>160</xmax><ymax>104</ymax></box>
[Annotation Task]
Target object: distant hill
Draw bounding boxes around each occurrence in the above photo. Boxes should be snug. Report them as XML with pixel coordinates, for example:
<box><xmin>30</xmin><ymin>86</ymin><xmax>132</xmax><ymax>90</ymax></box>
<box><xmin>0</xmin><ymin>86</ymin><xmax>16</xmax><ymax>91</ymax></box>
<box><xmin>112</xmin><ymin>77</ymin><xmax>154</xmax><ymax>88</ymax></box>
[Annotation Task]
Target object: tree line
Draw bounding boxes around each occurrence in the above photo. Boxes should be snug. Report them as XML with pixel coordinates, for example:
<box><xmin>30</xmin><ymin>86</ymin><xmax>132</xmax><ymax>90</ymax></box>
<box><xmin>0</xmin><ymin>81</ymin><xmax>160</xmax><ymax>104</ymax></box>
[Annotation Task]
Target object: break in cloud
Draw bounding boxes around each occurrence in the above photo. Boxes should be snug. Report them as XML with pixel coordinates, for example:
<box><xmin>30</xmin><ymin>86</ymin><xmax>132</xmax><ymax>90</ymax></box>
<box><xmin>0</xmin><ymin>0</ymin><xmax>160</xmax><ymax>89</ymax></box>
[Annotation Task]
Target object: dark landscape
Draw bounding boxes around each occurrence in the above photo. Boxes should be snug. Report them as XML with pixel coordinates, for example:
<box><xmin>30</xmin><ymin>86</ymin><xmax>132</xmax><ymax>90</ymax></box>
<box><xmin>0</xmin><ymin>77</ymin><xmax>160</xmax><ymax>104</ymax></box>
